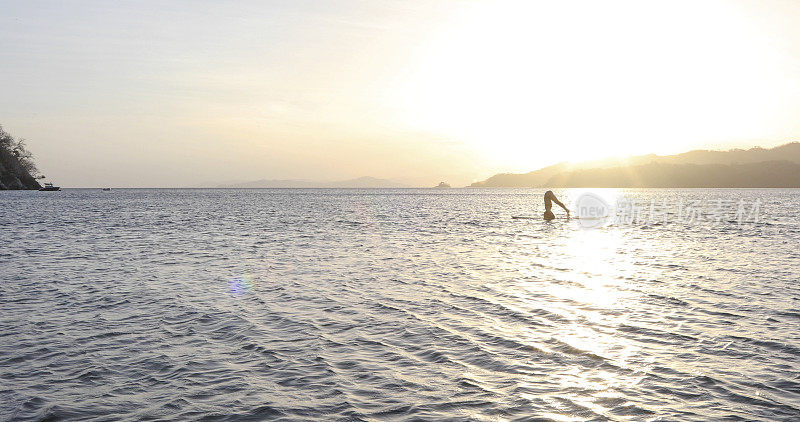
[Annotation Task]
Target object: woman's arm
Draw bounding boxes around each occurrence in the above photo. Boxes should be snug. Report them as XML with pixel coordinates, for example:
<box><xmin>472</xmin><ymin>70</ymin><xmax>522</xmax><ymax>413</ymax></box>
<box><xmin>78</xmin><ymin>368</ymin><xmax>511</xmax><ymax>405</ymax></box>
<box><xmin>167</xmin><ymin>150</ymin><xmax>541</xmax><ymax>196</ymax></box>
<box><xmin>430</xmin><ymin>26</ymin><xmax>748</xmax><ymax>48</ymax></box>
<box><xmin>552</xmin><ymin>197</ymin><xmax>570</xmax><ymax>215</ymax></box>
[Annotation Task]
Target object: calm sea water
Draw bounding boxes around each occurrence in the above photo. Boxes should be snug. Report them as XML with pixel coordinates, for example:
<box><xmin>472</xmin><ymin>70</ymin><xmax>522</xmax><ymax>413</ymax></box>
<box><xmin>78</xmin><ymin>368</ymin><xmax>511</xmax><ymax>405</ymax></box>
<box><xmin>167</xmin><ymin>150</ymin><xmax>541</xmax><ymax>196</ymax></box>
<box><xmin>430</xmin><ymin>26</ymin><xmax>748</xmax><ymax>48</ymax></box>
<box><xmin>2</xmin><ymin>188</ymin><xmax>799</xmax><ymax>421</ymax></box>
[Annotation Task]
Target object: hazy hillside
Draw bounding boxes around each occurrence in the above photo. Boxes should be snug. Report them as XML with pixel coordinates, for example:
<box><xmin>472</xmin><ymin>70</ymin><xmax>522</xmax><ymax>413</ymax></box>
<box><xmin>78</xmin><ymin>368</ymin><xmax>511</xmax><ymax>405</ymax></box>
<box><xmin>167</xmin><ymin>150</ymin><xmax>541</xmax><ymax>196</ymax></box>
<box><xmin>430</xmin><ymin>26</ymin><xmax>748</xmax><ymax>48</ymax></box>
<box><xmin>470</xmin><ymin>163</ymin><xmax>571</xmax><ymax>187</ymax></box>
<box><xmin>471</xmin><ymin>142</ymin><xmax>800</xmax><ymax>188</ymax></box>
<box><xmin>654</xmin><ymin>143</ymin><xmax>800</xmax><ymax>166</ymax></box>
<box><xmin>218</xmin><ymin>176</ymin><xmax>408</xmax><ymax>188</ymax></box>
<box><xmin>546</xmin><ymin>161</ymin><xmax>800</xmax><ymax>188</ymax></box>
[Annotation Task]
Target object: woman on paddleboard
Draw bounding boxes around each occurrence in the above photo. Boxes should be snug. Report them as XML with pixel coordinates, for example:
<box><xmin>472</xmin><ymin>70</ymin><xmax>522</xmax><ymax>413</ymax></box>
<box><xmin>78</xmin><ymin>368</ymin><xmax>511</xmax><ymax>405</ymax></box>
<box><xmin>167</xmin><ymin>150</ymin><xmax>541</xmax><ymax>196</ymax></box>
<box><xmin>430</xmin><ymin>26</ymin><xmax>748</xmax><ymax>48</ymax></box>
<box><xmin>544</xmin><ymin>190</ymin><xmax>569</xmax><ymax>220</ymax></box>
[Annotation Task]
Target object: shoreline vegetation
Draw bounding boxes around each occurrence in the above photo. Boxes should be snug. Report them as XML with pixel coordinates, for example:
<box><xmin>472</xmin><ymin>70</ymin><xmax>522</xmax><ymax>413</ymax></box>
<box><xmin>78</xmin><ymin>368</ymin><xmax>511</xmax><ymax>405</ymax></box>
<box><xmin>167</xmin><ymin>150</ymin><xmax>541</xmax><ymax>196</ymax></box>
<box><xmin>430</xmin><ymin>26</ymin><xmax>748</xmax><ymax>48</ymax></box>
<box><xmin>0</xmin><ymin>126</ymin><xmax>41</xmax><ymax>190</ymax></box>
<box><xmin>471</xmin><ymin>142</ymin><xmax>800</xmax><ymax>188</ymax></box>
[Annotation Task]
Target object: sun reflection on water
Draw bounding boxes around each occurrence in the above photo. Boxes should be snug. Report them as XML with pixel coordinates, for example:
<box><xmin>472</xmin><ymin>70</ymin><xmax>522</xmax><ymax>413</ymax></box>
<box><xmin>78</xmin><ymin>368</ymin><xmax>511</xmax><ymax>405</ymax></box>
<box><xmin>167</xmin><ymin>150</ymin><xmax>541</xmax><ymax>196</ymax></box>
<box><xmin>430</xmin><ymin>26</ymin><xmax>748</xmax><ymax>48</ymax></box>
<box><xmin>496</xmin><ymin>189</ymin><xmax>666</xmax><ymax>416</ymax></box>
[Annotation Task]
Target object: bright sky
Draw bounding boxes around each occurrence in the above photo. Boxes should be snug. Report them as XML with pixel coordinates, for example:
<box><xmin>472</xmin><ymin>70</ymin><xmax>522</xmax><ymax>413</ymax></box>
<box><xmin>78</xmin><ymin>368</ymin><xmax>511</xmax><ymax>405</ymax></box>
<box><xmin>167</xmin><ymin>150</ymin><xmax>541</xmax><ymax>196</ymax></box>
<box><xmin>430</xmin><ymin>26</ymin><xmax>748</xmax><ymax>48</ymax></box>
<box><xmin>2</xmin><ymin>0</ymin><xmax>800</xmax><ymax>187</ymax></box>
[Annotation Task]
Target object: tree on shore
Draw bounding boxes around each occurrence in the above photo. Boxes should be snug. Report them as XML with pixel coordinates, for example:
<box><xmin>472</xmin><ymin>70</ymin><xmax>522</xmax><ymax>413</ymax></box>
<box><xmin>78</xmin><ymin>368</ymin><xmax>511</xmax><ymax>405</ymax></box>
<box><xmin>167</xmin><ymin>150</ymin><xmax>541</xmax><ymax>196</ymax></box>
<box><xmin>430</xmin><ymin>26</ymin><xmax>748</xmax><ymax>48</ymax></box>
<box><xmin>0</xmin><ymin>126</ymin><xmax>38</xmax><ymax>176</ymax></box>
<box><xmin>0</xmin><ymin>125</ymin><xmax>42</xmax><ymax>189</ymax></box>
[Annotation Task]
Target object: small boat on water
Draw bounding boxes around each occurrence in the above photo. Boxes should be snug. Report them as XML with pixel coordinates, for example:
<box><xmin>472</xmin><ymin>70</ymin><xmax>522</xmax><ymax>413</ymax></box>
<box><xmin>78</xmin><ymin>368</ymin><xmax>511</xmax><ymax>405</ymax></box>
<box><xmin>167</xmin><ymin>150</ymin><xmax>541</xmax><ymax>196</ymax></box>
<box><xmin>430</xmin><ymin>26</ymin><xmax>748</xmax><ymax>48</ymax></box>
<box><xmin>102</xmin><ymin>188</ymin><xmax>111</xmax><ymax>191</ymax></box>
<box><xmin>39</xmin><ymin>182</ymin><xmax>60</xmax><ymax>191</ymax></box>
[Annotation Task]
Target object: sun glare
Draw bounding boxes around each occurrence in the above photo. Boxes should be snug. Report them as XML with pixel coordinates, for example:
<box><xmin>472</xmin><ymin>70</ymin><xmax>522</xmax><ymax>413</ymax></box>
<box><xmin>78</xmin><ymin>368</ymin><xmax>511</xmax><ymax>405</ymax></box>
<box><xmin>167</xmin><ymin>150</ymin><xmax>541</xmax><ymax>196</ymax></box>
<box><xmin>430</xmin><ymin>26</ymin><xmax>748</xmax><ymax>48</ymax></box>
<box><xmin>395</xmin><ymin>0</ymin><xmax>789</xmax><ymax>171</ymax></box>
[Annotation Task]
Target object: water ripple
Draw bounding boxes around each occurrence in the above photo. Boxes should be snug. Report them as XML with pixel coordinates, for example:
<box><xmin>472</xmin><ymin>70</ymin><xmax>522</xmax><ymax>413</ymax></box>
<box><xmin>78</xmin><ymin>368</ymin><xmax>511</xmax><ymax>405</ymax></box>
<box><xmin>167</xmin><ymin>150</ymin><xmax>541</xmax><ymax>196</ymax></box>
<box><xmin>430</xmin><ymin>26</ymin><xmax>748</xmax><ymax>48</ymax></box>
<box><xmin>2</xmin><ymin>188</ymin><xmax>799</xmax><ymax>421</ymax></box>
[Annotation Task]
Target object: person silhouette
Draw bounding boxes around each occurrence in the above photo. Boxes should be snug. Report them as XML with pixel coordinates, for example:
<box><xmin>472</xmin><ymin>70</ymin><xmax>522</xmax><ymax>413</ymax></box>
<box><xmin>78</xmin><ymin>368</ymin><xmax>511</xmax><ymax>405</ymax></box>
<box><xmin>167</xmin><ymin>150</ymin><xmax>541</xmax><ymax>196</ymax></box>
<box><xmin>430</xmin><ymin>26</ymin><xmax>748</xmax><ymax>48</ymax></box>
<box><xmin>543</xmin><ymin>190</ymin><xmax>569</xmax><ymax>220</ymax></box>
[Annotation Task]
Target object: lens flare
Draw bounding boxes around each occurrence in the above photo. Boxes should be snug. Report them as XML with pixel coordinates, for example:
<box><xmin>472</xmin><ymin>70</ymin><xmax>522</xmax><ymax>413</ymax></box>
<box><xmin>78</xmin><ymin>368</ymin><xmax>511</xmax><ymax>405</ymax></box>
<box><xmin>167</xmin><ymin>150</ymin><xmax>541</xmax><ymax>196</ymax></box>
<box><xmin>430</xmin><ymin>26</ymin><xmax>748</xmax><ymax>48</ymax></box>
<box><xmin>228</xmin><ymin>275</ymin><xmax>253</xmax><ymax>295</ymax></box>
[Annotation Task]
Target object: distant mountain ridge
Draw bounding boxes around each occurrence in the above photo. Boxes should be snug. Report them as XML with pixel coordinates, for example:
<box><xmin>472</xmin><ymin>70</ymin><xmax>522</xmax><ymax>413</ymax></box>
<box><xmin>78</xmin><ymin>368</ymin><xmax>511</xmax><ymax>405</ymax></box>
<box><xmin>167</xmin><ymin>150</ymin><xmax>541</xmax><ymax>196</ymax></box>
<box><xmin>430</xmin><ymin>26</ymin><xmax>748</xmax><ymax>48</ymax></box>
<box><xmin>547</xmin><ymin>161</ymin><xmax>800</xmax><ymax>188</ymax></box>
<box><xmin>218</xmin><ymin>176</ymin><xmax>408</xmax><ymax>188</ymax></box>
<box><xmin>471</xmin><ymin>142</ymin><xmax>800</xmax><ymax>188</ymax></box>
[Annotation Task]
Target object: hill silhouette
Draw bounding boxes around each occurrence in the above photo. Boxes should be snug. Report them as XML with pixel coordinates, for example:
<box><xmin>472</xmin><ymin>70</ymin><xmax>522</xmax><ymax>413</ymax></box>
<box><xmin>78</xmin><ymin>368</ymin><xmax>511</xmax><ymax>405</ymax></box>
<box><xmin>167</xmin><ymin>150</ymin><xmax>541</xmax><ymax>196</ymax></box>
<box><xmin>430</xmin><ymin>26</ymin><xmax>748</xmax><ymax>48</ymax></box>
<box><xmin>471</xmin><ymin>143</ymin><xmax>800</xmax><ymax>188</ymax></box>
<box><xmin>547</xmin><ymin>161</ymin><xmax>800</xmax><ymax>188</ymax></box>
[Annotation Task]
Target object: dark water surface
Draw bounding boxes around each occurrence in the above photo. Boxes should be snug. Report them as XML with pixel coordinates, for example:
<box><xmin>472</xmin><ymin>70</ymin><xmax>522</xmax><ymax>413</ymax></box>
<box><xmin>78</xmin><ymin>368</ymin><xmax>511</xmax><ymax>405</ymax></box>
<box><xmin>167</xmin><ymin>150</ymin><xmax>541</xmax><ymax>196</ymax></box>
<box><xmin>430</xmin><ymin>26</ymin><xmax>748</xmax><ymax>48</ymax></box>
<box><xmin>2</xmin><ymin>188</ymin><xmax>799</xmax><ymax>421</ymax></box>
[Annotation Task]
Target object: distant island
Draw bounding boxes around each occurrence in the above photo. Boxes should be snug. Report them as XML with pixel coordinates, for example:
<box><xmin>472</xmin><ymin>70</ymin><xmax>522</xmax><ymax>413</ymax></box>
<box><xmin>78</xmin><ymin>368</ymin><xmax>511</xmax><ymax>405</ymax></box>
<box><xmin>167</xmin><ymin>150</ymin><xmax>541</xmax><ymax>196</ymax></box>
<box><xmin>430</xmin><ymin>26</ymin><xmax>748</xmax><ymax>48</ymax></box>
<box><xmin>471</xmin><ymin>142</ymin><xmax>800</xmax><ymax>188</ymax></box>
<box><xmin>215</xmin><ymin>176</ymin><xmax>409</xmax><ymax>188</ymax></box>
<box><xmin>0</xmin><ymin>126</ymin><xmax>41</xmax><ymax>190</ymax></box>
